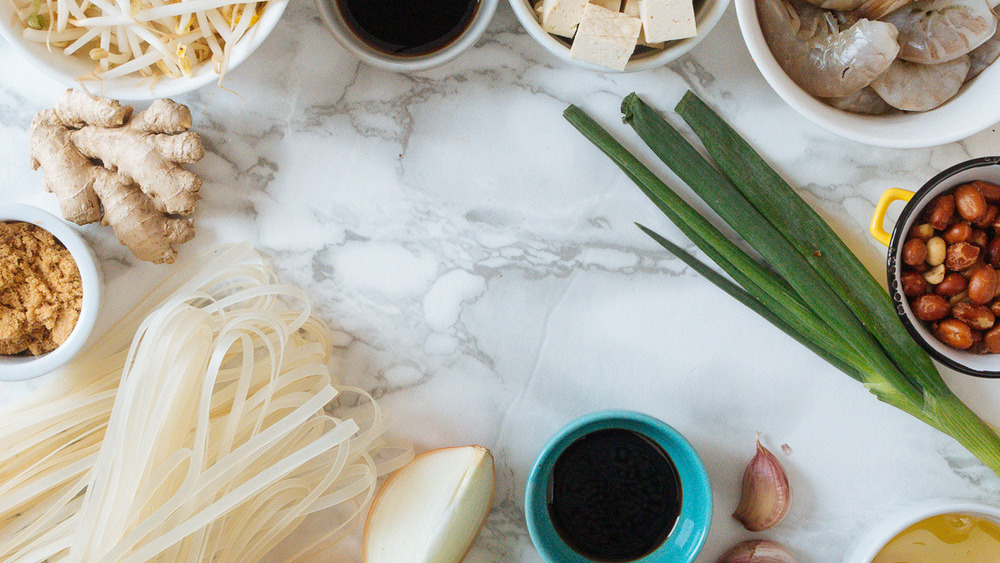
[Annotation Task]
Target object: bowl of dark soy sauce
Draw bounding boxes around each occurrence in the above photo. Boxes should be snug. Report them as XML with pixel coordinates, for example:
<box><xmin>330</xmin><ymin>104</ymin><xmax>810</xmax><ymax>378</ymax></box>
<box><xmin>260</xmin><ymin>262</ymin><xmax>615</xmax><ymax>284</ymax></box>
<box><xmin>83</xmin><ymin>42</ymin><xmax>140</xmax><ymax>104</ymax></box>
<box><xmin>524</xmin><ymin>411</ymin><xmax>712</xmax><ymax>562</ymax></box>
<box><xmin>314</xmin><ymin>0</ymin><xmax>499</xmax><ymax>72</ymax></box>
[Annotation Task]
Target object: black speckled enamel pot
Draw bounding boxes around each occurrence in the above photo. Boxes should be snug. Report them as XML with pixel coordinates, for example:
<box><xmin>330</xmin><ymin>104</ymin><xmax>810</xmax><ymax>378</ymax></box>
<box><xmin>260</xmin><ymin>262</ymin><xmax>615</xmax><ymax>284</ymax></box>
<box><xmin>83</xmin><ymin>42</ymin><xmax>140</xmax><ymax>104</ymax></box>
<box><xmin>871</xmin><ymin>156</ymin><xmax>1000</xmax><ymax>378</ymax></box>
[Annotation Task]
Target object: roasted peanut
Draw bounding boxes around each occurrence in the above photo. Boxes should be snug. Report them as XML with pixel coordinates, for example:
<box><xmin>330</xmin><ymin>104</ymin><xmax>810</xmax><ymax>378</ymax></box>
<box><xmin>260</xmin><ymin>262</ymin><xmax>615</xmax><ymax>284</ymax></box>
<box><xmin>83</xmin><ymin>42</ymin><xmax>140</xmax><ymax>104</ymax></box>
<box><xmin>971</xmin><ymin>228</ymin><xmax>989</xmax><ymax>247</ymax></box>
<box><xmin>913</xmin><ymin>294</ymin><xmax>951</xmax><ymax>321</ymax></box>
<box><xmin>972</xmin><ymin>180</ymin><xmax>1000</xmax><ymax>203</ymax></box>
<box><xmin>970</xmin><ymin>332</ymin><xmax>988</xmax><ymax>354</ymax></box>
<box><xmin>961</xmin><ymin>259</ymin><xmax>987</xmax><ymax>278</ymax></box>
<box><xmin>976</xmin><ymin>205</ymin><xmax>1000</xmax><ymax>228</ymax></box>
<box><xmin>935</xmin><ymin>273</ymin><xmax>967</xmax><ymax>296</ymax></box>
<box><xmin>907</xmin><ymin>182</ymin><xmax>1000</xmax><ymax>353</ymax></box>
<box><xmin>935</xmin><ymin>319</ymin><xmax>974</xmax><ymax>349</ymax></box>
<box><xmin>946</xmin><ymin>242</ymin><xmax>980</xmax><ymax>271</ymax></box>
<box><xmin>944</xmin><ymin>222</ymin><xmax>973</xmax><ymax>244</ymax></box>
<box><xmin>969</xmin><ymin>265</ymin><xmax>999</xmax><ymax>304</ymax></box>
<box><xmin>902</xmin><ymin>238</ymin><xmax>927</xmax><ymax>265</ymax></box>
<box><xmin>986</xmin><ymin>325</ymin><xmax>1000</xmax><ymax>353</ymax></box>
<box><xmin>926</xmin><ymin>236</ymin><xmax>947</xmax><ymax>266</ymax></box>
<box><xmin>924</xmin><ymin>263</ymin><xmax>946</xmax><ymax>285</ymax></box>
<box><xmin>987</xmin><ymin>238</ymin><xmax>1000</xmax><ymax>266</ymax></box>
<box><xmin>956</xmin><ymin>184</ymin><xmax>988</xmax><ymax>222</ymax></box>
<box><xmin>927</xmin><ymin>195</ymin><xmax>955</xmax><ymax>230</ymax></box>
<box><xmin>952</xmin><ymin>302</ymin><xmax>996</xmax><ymax>330</ymax></box>
<box><xmin>901</xmin><ymin>272</ymin><xmax>927</xmax><ymax>296</ymax></box>
<box><xmin>909</xmin><ymin>223</ymin><xmax>935</xmax><ymax>241</ymax></box>
<box><xmin>972</xmin><ymin>328</ymin><xmax>985</xmax><ymax>345</ymax></box>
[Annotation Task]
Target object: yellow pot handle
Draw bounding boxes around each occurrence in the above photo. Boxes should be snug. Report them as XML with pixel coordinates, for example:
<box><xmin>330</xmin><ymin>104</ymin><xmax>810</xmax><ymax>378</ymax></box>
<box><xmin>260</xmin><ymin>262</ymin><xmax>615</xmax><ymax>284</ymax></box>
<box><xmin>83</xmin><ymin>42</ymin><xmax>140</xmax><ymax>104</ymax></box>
<box><xmin>870</xmin><ymin>188</ymin><xmax>915</xmax><ymax>247</ymax></box>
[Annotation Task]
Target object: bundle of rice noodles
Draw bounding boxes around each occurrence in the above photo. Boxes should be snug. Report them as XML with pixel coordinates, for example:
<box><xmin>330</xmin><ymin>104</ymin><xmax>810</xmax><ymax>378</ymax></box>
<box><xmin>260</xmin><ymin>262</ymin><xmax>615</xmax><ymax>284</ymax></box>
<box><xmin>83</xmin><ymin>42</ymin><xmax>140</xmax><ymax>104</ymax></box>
<box><xmin>0</xmin><ymin>243</ymin><xmax>412</xmax><ymax>562</ymax></box>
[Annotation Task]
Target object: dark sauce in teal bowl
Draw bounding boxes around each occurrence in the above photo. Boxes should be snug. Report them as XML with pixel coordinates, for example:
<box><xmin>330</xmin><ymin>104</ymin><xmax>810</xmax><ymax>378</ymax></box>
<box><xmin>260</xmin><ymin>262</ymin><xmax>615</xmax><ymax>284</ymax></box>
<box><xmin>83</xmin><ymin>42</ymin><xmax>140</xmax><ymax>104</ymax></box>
<box><xmin>547</xmin><ymin>428</ymin><xmax>683</xmax><ymax>562</ymax></box>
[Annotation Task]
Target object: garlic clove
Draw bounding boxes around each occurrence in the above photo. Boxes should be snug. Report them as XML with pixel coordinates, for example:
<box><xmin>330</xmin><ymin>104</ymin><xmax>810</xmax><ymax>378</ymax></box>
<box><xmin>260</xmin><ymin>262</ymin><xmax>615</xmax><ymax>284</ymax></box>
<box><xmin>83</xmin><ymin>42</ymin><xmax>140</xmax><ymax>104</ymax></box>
<box><xmin>732</xmin><ymin>435</ymin><xmax>791</xmax><ymax>531</ymax></box>
<box><xmin>717</xmin><ymin>540</ymin><xmax>796</xmax><ymax>563</ymax></box>
<box><xmin>362</xmin><ymin>445</ymin><xmax>496</xmax><ymax>563</ymax></box>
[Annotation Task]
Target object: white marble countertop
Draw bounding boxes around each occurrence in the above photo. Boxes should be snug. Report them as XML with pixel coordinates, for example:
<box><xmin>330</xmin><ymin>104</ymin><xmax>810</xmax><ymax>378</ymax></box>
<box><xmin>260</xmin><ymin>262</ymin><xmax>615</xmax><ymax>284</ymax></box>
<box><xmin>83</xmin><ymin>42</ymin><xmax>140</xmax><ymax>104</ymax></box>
<box><xmin>4</xmin><ymin>2</ymin><xmax>1000</xmax><ymax>561</ymax></box>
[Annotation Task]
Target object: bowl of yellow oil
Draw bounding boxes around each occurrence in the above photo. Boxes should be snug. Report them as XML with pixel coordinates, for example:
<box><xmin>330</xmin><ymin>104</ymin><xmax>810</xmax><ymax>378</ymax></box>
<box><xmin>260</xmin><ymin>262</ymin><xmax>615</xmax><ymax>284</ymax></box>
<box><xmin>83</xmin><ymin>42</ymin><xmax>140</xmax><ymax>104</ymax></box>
<box><xmin>847</xmin><ymin>500</ymin><xmax>1000</xmax><ymax>563</ymax></box>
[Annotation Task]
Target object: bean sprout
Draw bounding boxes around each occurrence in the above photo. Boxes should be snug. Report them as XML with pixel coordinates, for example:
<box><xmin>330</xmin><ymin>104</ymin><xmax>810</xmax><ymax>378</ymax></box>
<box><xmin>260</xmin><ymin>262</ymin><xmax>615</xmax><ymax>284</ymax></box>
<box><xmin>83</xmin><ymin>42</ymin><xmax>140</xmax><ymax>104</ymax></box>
<box><xmin>9</xmin><ymin>0</ymin><xmax>268</xmax><ymax>81</ymax></box>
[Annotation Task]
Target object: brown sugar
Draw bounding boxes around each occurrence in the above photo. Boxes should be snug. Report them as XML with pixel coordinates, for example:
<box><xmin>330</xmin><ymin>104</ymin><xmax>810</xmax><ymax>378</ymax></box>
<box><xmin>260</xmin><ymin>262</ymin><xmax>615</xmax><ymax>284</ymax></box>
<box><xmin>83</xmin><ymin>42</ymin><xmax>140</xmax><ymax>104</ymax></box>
<box><xmin>0</xmin><ymin>221</ymin><xmax>83</xmax><ymax>356</ymax></box>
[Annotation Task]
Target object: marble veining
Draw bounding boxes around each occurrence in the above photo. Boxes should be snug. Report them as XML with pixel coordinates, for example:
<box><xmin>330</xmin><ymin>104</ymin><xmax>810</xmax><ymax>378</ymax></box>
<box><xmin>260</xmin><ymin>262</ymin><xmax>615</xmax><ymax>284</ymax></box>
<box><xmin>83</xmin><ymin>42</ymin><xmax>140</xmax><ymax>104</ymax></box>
<box><xmin>3</xmin><ymin>0</ymin><xmax>1000</xmax><ymax>561</ymax></box>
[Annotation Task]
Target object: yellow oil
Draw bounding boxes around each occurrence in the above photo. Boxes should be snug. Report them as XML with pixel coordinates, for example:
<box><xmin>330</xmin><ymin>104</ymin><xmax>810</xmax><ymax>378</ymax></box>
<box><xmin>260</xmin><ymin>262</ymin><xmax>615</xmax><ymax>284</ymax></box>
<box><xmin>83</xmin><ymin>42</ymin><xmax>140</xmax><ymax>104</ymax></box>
<box><xmin>872</xmin><ymin>512</ymin><xmax>1000</xmax><ymax>563</ymax></box>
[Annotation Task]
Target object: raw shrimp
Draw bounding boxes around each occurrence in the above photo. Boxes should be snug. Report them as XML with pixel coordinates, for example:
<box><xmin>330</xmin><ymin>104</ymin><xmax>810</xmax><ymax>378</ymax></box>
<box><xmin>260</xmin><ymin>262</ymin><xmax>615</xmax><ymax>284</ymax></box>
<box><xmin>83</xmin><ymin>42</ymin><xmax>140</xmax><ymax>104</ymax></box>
<box><xmin>859</xmin><ymin>0</ymin><xmax>912</xmax><ymax>19</ymax></box>
<box><xmin>967</xmin><ymin>7</ymin><xmax>1000</xmax><ymax>77</ymax></box>
<box><xmin>802</xmin><ymin>0</ymin><xmax>867</xmax><ymax>12</ymax></box>
<box><xmin>883</xmin><ymin>0</ymin><xmax>997</xmax><ymax>63</ymax></box>
<box><xmin>758</xmin><ymin>0</ymin><xmax>900</xmax><ymax>97</ymax></box>
<box><xmin>870</xmin><ymin>55</ymin><xmax>971</xmax><ymax>110</ymax></box>
<box><xmin>824</xmin><ymin>87</ymin><xmax>893</xmax><ymax>113</ymax></box>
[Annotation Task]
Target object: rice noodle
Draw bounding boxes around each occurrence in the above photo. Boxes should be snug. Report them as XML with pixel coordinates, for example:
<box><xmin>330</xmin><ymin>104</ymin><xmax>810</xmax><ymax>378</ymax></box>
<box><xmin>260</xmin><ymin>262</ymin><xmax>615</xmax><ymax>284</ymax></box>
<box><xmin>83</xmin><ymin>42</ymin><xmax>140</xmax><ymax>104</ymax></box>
<box><xmin>8</xmin><ymin>0</ymin><xmax>268</xmax><ymax>81</ymax></box>
<box><xmin>0</xmin><ymin>244</ymin><xmax>413</xmax><ymax>562</ymax></box>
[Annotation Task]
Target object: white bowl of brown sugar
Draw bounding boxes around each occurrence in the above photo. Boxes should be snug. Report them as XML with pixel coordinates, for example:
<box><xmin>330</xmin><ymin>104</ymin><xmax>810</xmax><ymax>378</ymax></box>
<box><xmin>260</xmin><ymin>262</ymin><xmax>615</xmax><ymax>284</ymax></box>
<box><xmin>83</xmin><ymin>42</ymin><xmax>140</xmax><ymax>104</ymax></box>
<box><xmin>0</xmin><ymin>204</ymin><xmax>101</xmax><ymax>381</ymax></box>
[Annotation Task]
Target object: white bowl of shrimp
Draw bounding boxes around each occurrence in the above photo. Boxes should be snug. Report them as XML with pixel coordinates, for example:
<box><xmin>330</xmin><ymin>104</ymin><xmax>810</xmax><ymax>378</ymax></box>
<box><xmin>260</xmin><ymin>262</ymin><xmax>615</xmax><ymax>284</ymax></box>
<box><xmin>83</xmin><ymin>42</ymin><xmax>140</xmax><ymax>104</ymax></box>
<box><xmin>0</xmin><ymin>0</ymin><xmax>288</xmax><ymax>100</ymax></box>
<box><xmin>735</xmin><ymin>0</ymin><xmax>1000</xmax><ymax>148</ymax></box>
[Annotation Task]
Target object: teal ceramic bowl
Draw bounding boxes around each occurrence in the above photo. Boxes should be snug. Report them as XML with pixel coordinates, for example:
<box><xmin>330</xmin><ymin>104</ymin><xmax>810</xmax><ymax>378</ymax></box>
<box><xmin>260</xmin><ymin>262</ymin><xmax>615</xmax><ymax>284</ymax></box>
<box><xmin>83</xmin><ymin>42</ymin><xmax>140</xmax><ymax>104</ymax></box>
<box><xmin>524</xmin><ymin>411</ymin><xmax>712</xmax><ymax>562</ymax></box>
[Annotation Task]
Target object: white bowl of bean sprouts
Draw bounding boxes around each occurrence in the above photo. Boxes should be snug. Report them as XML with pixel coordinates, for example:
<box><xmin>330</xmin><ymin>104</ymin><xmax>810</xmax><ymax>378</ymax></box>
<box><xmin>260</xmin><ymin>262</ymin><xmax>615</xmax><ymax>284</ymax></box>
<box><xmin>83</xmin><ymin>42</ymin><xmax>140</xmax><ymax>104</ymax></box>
<box><xmin>0</xmin><ymin>0</ymin><xmax>288</xmax><ymax>100</ymax></box>
<box><xmin>735</xmin><ymin>0</ymin><xmax>1000</xmax><ymax>148</ymax></box>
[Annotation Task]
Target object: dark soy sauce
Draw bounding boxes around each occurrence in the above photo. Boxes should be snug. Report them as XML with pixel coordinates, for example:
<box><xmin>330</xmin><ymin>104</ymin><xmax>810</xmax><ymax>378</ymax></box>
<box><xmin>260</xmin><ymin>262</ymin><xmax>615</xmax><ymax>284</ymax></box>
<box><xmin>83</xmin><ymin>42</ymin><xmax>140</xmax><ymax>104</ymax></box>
<box><xmin>547</xmin><ymin>428</ymin><xmax>682</xmax><ymax>562</ymax></box>
<box><xmin>337</xmin><ymin>0</ymin><xmax>479</xmax><ymax>57</ymax></box>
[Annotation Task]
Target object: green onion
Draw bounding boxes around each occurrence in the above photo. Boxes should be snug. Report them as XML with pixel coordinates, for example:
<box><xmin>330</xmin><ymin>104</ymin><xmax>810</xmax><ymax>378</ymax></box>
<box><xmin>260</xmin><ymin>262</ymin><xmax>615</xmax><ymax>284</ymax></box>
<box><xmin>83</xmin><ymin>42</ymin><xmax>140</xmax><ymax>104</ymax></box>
<box><xmin>673</xmin><ymin>92</ymin><xmax>938</xmax><ymax>393</ymax></box>
<box><xmin>637</xmin><ymin>223</ymin><xmax>865</xmax><ymax>381</ymax></box>
<box><xmin>668</xmin><ymin>92</ymin><xmax>1000</xmax><ymax>472</ymax></box>
<box><xmin>616</xmin><ymin>95</ymin><xmax>919</xmax><ymax>401</ymax></box>
<box><xmin>563</xmin><ymin>106</ymin><xmax>871</xmax><ymax>379</ymax></box>
<box><xmin>563</xmin><ymin>93</ymin><xmax>1000</xmax><ymax>476</ymax></box>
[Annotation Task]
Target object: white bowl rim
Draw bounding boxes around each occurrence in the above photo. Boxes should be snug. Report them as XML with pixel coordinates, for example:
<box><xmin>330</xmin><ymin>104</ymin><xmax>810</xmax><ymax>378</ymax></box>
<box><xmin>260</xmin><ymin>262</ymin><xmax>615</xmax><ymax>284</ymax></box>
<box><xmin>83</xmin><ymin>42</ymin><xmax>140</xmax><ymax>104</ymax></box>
<box><xmin>0</xmin><ymin>204</ymin><xmax>102</xmax><ymax>382</ymax></box>
<box><xmin>507</xmin><ymin>0</ymin><xmax>732</xmax><ymax>73</ymax></box>
<box><xmin>732</xmin><ymin>0</ymin><xmax>1000</xmax><ymax>148</ymax></box>
<box><xmin>846</xmin><ymin>499</ymin><xmax>1000</xmax><ymax>562</ymax></box>
<box><xmin>0</xmin><ymin>0</ymin><xmax>289</xmax><ymax>101</ymax></box>
<box><xmin>314</xmin><ymin>0</ymin><xmax>500</xmax><ymax>73</ymax></box>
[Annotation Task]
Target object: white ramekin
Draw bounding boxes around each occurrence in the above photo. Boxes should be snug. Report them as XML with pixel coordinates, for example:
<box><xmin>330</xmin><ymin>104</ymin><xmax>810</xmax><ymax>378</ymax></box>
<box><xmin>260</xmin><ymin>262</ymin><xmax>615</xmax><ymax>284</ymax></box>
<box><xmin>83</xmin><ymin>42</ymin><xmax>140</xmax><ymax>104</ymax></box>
<box><xmin>314</xmin><ymin>0</ymin><xmax>500</xmax><ymax>73</ymax></box>
<box><xmin>0</xmin><ymin>204</ymin><xmax>102</xmax><ymax>381</ymax></box>
<box><xmin>0</xmin><ymin>0</ymin><xmax>288</xmax><ymax>101</ymax></box>
<box><xmin>846</xmin><ymin>499</ymin><xmax>1000</xmax><ymax>562</ymax></box>
<box><xmin>508</xmin><ymin>0</ymin><xmax>731</xmax><ymax>73</ymax></box>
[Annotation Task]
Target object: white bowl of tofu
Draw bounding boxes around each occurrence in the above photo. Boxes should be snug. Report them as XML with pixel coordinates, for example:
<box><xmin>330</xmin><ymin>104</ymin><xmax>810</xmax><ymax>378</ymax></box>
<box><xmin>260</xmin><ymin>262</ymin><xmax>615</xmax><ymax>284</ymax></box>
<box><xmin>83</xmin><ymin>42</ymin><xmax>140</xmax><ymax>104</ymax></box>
<box><xmin>510</xmin><ymin>0</ymin><xmax>730</xmax><ymax>72</ymax></box>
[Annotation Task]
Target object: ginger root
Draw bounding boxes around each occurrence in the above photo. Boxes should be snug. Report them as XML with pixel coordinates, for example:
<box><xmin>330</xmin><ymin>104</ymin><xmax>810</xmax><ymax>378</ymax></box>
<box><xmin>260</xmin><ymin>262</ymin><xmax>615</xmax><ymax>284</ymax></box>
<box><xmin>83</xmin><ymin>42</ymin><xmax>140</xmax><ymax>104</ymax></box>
<box><xmin>29</xmin><ymin>89</ymin><xmax>205</xmax><ymax>264</ymax></box>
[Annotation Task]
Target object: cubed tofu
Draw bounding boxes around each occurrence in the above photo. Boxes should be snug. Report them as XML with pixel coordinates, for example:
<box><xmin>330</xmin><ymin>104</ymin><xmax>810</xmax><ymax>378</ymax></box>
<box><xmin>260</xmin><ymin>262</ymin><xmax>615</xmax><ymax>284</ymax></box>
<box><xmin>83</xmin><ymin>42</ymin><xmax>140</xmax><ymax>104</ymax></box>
<box><xmin>591</xmin><ymin>0</ymin><xmax>622</xmax><ymax>11</ymax></box>
<box><xmin>623</xmin><ymin>0</ymin><xmax>665</xmax><ymax>48</ymax></box>
<box><xmin>537</xmin><ymin>0</ymin><xmax>591</xmax><ymax>38</ymax></box>
<box><xmin>569</xmin><ymin>4</ymin><xmax>641</xmax><ymax>71</ymax></box>
<box><xmin>638</xmin><ymin>0</ymin><xmax>696</xmax><ymax>43</ymax></box>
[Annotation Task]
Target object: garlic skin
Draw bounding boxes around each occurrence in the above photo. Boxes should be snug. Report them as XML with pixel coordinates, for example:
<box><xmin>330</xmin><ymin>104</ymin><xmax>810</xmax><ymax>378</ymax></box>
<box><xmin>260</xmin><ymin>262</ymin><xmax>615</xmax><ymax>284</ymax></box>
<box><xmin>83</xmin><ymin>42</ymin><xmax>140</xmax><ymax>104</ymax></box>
<box><xmin>732</xmin><ymin>436</ymin><xmax>791</xmax><ymax>531</ymax></box>
<box><xmin>717</xmin><ymin>540</ymin><xmax>796</xmax><ymax>563</ymax></box>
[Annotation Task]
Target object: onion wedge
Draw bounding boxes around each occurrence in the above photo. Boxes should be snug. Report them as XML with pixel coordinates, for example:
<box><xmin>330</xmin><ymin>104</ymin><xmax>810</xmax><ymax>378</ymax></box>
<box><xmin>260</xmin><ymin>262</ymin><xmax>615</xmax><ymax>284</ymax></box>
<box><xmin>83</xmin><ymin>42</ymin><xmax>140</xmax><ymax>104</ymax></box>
<box><xmin>363</xmin><ymin>446</ymin><xmax>496</xmax><ymax>563</ymax></box>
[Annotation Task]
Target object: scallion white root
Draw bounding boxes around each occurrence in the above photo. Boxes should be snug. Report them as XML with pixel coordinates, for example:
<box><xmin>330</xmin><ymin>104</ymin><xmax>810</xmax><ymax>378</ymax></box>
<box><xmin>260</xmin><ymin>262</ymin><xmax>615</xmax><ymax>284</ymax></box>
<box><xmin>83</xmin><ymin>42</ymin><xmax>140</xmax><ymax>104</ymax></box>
<box><xmin>0</xmin><ymin>244</ymin><xmax>413</xmax><ymax>562</ymax></box>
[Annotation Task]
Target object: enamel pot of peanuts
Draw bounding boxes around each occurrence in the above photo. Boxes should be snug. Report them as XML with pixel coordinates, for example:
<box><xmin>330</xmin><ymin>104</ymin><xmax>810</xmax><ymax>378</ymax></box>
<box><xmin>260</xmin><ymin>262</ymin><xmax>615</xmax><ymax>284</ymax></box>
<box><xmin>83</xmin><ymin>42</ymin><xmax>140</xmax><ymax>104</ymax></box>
<box><xmin>30</xmin><ymin>90</ymin><xmax>205</xmax><ymax>265</ymax></box>
<box><xmin>870</xmin><ymin>156</ymin><xmax>1000</xmax><ymax>377</ymax></box>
